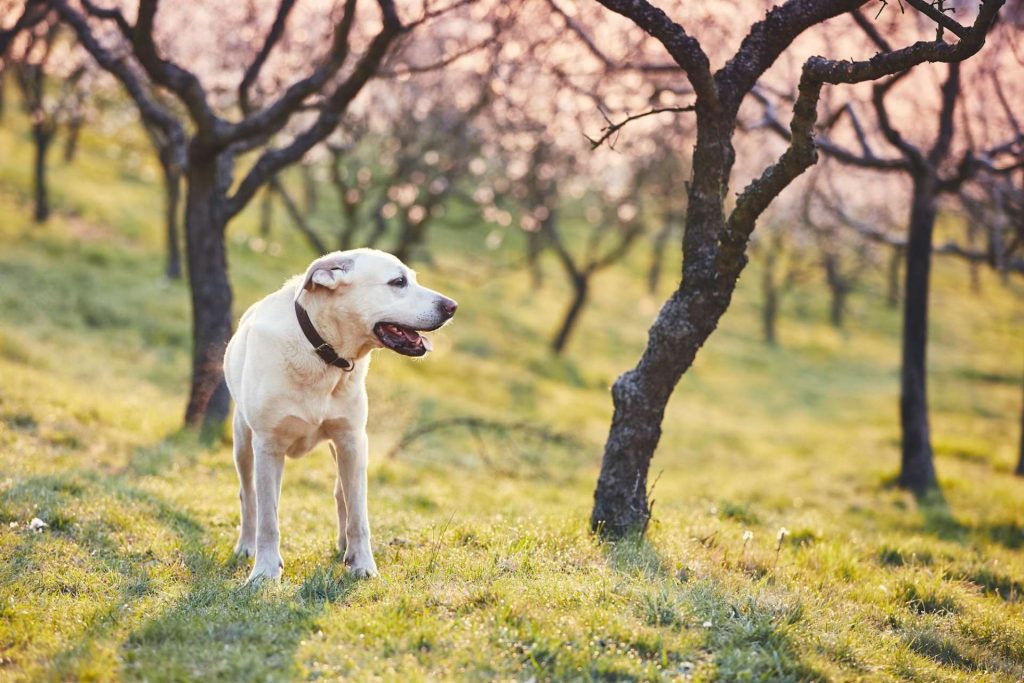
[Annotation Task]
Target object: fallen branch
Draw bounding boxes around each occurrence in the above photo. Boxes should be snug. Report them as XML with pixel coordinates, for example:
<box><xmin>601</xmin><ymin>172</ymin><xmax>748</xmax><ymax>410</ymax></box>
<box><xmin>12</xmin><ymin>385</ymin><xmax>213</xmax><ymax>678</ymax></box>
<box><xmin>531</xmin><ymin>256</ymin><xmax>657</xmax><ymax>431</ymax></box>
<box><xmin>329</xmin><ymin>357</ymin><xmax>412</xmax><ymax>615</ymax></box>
<box><xmin>387</xmin><ymin>416</ymin><xmax>582</xmax><ymax>460</ymax></box>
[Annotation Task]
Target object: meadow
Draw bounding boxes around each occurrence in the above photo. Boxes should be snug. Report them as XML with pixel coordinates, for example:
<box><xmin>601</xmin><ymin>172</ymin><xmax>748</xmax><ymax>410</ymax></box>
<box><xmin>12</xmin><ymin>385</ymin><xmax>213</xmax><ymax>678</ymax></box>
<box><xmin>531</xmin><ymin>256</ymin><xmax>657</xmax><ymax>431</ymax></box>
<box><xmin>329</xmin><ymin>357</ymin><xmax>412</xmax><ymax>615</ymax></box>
<box><xmin>0</xmin><ymin>109</ymin><xmax>1022</xmax><ymax>682</ymax></box>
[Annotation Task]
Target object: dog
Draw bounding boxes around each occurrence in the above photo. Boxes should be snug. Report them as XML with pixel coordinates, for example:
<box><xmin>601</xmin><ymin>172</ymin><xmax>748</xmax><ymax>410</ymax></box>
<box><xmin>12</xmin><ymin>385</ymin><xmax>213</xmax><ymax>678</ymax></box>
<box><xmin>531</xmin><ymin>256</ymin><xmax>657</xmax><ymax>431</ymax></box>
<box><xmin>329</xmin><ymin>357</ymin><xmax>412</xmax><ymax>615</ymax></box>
<box><xmin>224</xmin><ymin>248</ymin><xmax>457</xmax><ymax>582</ymax></box>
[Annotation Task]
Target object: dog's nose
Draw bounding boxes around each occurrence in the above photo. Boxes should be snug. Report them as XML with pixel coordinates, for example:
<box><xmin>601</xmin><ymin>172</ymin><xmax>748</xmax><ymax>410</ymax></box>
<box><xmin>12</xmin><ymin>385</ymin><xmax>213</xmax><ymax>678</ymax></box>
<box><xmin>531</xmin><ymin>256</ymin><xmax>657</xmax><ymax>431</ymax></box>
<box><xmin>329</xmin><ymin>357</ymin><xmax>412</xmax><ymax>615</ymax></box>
<box><xmin>437</xmin><ymin>297</ymin><xmax>458</xmax><ymax>318</ymax></box>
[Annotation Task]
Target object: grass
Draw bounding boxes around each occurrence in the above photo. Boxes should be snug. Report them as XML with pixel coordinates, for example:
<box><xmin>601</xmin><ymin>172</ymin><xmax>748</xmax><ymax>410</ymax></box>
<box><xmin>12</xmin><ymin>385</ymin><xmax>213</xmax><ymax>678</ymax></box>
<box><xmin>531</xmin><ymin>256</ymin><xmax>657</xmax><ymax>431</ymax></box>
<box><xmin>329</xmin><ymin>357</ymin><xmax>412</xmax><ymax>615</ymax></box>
<box><xmin>1</xmin><ymin>103</ymin><xmax>1023</xmax><ymax>682</ymax></box>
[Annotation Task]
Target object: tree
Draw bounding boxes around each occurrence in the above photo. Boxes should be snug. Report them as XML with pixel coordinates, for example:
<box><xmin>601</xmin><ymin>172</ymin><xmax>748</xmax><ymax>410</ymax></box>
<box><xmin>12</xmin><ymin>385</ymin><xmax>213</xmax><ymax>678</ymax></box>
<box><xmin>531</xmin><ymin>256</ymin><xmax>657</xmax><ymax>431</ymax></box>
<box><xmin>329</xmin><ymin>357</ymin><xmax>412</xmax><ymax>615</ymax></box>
<box><xmin>8</xmin><ymin>13</ymin><xmax>89</xmax><ymax>222</ymax></box>
<box><xmin>49</xmin><ymin>0</ymin><xmax>407</xmax><ymax>430</ymax></box>
<box><xmin>546</xmin><ymin>177</ymin><xmax>643</xmax><ymax>354</ymax></box>
<box><xmin>754</xmin><ymin>10</ymin><xmax>1022</xmax><ymax>492</ymax></box>
<box><xmin>577</xmin><ymin>0</ymin><xmax>1004</xmax><ymax>536</ymax></box>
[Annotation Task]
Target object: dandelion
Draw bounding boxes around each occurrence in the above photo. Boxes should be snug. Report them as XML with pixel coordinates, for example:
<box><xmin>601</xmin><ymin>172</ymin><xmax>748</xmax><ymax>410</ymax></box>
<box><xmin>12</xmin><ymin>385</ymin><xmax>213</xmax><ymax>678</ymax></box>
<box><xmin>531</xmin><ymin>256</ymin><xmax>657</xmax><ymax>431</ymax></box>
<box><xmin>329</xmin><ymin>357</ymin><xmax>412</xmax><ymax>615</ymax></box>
<box><xmin>776</xmin><ymin>527</ymin><xmax>789</xmax><ymax>550</ymax></box>
<box><xmin>742</xmin><ymin>530</ymin><xmax>754</xmax><ymax>545</ymax></box>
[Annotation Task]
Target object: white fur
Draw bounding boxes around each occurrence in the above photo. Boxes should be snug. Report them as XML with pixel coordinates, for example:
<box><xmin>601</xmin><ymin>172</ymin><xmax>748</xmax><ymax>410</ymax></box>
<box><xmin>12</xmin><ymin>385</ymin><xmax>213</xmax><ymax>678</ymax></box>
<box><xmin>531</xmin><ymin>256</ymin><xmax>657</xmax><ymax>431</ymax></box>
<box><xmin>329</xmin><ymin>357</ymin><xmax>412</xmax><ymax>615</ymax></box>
<box><xmin>224</xmin><ymin>248</ymin><xmax>455</xmax><ymax>582</ymax></box>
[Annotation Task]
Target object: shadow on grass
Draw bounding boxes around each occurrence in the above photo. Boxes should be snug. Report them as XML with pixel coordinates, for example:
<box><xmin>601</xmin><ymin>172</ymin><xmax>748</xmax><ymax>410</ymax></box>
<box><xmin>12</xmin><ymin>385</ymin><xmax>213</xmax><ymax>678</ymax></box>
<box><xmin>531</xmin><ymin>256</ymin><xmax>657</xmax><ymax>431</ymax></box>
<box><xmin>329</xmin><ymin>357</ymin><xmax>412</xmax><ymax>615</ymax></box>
<box><xmin>915</xmin><ymin>491</ymin><xmax>1024</xmax><ymax>550</ymax></box>
<box><xmin>0</xmin><ymin>459</ymin><xmax>358</xmax><ymax>681</ymax></box>
<box><xmin>600</xmin><ymin>533</ymin><xmax>826</xmax><ymax>682</ymax></box>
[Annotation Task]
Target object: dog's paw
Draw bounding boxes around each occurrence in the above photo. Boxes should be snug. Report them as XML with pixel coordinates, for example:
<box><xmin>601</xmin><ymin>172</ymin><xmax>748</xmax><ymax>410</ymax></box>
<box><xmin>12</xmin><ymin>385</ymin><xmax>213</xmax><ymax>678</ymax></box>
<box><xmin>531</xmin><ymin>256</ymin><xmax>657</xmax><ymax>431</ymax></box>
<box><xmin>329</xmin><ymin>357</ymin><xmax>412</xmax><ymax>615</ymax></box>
<box><xmin>246</xmin><ymin>556</ymin><xmax>283</xmax><ymax>584</ymax></box>
<box><xmin>233</xmin><ymin>539</ymin><xmax>256</xmax><ymax>558</ymax></box>
<box><xmin>344</xmin><ymin>550</ymin><xmax>378</xmax><ymax>578</ymax></box>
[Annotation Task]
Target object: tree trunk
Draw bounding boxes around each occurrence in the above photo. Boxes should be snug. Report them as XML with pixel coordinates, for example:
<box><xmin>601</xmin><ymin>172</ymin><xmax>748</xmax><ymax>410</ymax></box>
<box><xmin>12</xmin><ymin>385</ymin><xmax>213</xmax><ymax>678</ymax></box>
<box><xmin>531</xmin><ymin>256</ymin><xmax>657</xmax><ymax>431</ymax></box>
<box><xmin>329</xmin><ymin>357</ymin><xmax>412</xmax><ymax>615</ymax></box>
<box><xmin>829</xmin><ymin>285</ymin><xmax>848</xmax><ymax>329</ymax></box>
<box><xmin>591</xmin><ymin>113</ymin><xmax>736</xmax><ymax>537</ymax></box>
<box><xmin>761</xmin><ymin>250</ymin><xmax>778</xmax><ymax>346</ymax></box>
<box><xmin>552</xmin><ymin>274</ymin><xmax>589</xmax><ymax>354</ymax></box>
<box><xmin>823</xmin><ymin>255</ymin><xmax>848</xmax><ymax>330</ymax></box>
<box><xmin>272</xmin><ymin>177</ymin><xmax>327</xmax><ymax>254</ymax></box>
<box><xmin>32</xmin><ymin>123</ymin><xmax>52</xmax><ymax>223</ymax></box>
<box><xmin>898</xmin><ymin>175</ymin><xmax>939</xmax><ymax>493</ymax></box>
<box><xmin>182</xmin><ymin>159</ymin><xmax>233</xmax><ymax>433</ymax></box>
<box><xmin>887</xmin><ymin>246</ymin><xmax>901</xmax><ymax>309</ymax></box>
<box><xmin>63</xmin><ymin>119</ymin><xmax>82</xmax><ymax>163</ymax></box>
<box><xmin>1016</xmin><ymin>375</ymin><xmax>1024</xmax><ymax>477</ymax></box>
<box><xmin>163</xmin><ymin>164</ymin><xmax>182</xmax><ymax>280</ymax></box>
<box><xmin>527</xmin><ymin>228</ymin><xmax>545</xmax><ymax>291</ymax></box>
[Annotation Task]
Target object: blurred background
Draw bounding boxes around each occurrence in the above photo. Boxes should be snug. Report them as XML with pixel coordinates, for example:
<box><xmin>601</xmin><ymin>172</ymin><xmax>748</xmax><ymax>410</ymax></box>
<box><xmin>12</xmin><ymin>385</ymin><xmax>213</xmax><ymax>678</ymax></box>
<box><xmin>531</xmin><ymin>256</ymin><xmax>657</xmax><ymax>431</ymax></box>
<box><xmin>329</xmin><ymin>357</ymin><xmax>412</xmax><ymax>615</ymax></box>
<box><xmin>0</xmin><ymin>1</ymin><xmax>1021</xmax><ymax>680</ymax></box>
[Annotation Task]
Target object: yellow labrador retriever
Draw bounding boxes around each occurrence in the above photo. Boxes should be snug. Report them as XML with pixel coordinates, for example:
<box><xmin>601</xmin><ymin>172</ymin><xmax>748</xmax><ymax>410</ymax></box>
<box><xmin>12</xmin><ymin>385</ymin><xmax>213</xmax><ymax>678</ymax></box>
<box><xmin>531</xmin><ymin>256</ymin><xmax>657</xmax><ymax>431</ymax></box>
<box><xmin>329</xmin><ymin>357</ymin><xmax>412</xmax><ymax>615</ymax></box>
<box><xmin>224</xmin><ymin>248</ymin><xmax>457</xmax><ymax>582</ymax></box>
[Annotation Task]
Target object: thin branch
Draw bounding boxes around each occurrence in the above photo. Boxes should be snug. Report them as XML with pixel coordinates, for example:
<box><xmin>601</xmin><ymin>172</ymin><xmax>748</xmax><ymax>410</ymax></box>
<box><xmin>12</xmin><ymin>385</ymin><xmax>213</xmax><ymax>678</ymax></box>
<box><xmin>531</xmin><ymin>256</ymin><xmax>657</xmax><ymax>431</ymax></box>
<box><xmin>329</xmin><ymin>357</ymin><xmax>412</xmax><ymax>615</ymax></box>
<box><xmin>904</xmin><ymin>0</ymin><xmax>968</xmax><ymax>38</ymax></box>
<box><xmin>219</xmin><ymin>0</ymin><xmax>357</xmax><ymax>145</ymax></box>
<box><xmin>131</xmin><ymin>0</ymin><xmax>222</xmax><ymax>138</ymax></box>
<box><xmin>226</xmin><ymin>0</ymin><xmax>403</xmax><ymax>218</ymax></box>
<box><xmin>585</xmin><ymin>105</ymin><xmax>695</xmax><ymax>149</ymax></box>
<box><xmin>546</xmin><ymin>0</ymin><xmax>678</xmax><ymax>73</ymax></box>
<box><xmin>238</xmin><ymin>0</ymin><xmax>297</xmax><ymax>114</ymax></box>
<box><xmin>592</xmin><ymin>0</ymin><xmax>717</xmax><ymax>104</ymax></box>
<box><xmin>724</xmin><ymin>0</ymin><xmax>1004</xmax><ymax>259</ymax></box>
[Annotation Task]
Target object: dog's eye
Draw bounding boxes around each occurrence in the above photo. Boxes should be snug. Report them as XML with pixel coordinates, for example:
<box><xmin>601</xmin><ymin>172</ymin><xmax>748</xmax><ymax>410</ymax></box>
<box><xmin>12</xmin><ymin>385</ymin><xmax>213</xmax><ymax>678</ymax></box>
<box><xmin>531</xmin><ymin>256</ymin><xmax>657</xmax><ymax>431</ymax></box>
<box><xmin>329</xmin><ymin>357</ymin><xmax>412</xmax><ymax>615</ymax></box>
<box><xmin>388</xmin><ymin>276</ymin><xmax>407</xmax><ymax>288</ymax></box>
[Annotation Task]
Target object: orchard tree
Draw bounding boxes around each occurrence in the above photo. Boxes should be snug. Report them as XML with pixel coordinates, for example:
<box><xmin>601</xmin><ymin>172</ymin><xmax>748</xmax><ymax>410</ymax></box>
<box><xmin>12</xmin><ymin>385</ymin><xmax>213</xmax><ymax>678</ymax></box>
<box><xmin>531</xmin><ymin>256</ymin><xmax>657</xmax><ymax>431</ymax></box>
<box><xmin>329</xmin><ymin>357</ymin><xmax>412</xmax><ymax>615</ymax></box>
<box><xmin>571</xmin><ymin>0</ymin><xmax>1005</xmax><ymax>535</ymax></box>
<box><xmin>754</xmin><ymin>8</ymin><xmax>1022</xmax><ymax>492</ymax></box>
<box><xmin>48</xmin><ymin>0</ymin><xmax>414</xmax><ymax>430</ymax></box>
<box><xmin>8</xmin><ymin>12</ymin><xmax>91</xmax><ymax>222</ymax></box>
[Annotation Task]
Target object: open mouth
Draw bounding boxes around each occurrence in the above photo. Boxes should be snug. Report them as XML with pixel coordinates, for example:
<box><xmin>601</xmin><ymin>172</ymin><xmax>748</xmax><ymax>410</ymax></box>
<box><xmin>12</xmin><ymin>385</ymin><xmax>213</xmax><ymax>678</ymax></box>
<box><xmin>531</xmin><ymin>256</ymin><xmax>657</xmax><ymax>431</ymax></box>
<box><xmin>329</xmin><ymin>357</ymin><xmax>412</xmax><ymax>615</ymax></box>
<box><xmin>374</xmin><ymin>322</ymin><xmax>433</xmax><ymax>357</ymax></box>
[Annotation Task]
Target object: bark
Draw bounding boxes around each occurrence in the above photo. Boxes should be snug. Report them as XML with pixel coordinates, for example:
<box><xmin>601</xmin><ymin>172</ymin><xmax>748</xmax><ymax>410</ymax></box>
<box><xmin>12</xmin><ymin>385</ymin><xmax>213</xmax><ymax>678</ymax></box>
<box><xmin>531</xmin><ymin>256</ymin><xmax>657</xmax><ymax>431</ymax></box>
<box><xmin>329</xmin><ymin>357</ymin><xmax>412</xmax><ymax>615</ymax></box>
<box><xmin>392</xmin><ymin>214</ymin><xmax>432</xmax><ymax>262</ymax></box>
<box><xmin>182</xmin><ymin>159</ymin><xmax>232</xmax><ymax>432</ymax></box>
<box><xmin>823</xmin><ymin>254</ymin><xmax>850</xmax><ymax>329</ymax></box>
<box><xmin>552</xmin><ymin>274</ymin><xmax>589</xmax><ymax>354</ymax></box>
<box><xmin>761</xmin><ymin>264</ymin><xmax>778</xmax><ymax>346</ymax></box>
<box><xmin>527</xmin><ymin>229</ymin><xmax>545</xmax><ymax>291</ymax></box>
<box><xmin>898</xmin><ymin>174</ymin><xmax>939</xmax><ymax>493</ymax></box>
<box><xmin>32</xmin><ymin>123</ymin><xmax>53</xmax><ymax>223</ymax></box>
<box><xmin>1016</xmin><ymin>376</ymin><xmax>1024</xmax><ymax>477</ymax></box>
<box><xmin>163</xmin><ymin>162</ymin><xmax>182</xmax><ymax>280</ymax></box>
<box><xmin>63</xmin><ymin>118</ymin><xmax>83</xmax><ymax>163</ymax></box>
<box><xmin>887</xmin><ymin>246</ymin><xmax>902</xmax><ymax>308</ymax></box>
<box><xmin>272</xmin><ymin>176</ymin><xmax>327</xmax><ymax>254</ymax></box>
<box><xmin>591</xmin><ymin>112</ymin><xmax>737</xmax><ymax>536</ymax></box>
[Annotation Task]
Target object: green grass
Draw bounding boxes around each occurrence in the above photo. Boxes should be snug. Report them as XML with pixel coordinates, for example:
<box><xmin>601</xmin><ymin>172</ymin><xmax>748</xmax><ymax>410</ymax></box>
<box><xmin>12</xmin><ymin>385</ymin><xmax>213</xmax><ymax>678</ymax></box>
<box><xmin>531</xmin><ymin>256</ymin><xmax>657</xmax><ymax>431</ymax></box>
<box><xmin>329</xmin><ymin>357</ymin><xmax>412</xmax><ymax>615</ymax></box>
<box><xmin>1</xmin><ymin>103</ymin><xmax>1023</xmax><ymax>682</ymax></box>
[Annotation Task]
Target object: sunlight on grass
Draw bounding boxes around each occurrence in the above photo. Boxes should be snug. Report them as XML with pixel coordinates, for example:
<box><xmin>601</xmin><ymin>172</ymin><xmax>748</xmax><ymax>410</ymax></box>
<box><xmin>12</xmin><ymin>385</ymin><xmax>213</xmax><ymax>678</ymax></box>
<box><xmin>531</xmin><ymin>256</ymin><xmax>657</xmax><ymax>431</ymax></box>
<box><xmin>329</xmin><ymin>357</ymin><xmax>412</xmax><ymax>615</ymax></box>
<box><xmin>0</xmin><ymin>106</ymin><xmax>1022</xmax><ymax>682</ymax></box>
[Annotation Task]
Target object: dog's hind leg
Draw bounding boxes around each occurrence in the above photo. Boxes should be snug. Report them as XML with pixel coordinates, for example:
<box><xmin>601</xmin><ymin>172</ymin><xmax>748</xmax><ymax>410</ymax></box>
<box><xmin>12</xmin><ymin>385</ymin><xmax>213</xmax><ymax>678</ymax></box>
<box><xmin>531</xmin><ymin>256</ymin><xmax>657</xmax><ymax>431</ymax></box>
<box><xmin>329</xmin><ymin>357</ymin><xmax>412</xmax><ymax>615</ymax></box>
<box><xmin>232</xmin><ymin>412</ymin><xmax>257</xmax><ymax>559</ymax></box>
<box><xmin>329</xmin><ymin>442</ymin><xmax>348</xmax><ymax>556</ymax></box>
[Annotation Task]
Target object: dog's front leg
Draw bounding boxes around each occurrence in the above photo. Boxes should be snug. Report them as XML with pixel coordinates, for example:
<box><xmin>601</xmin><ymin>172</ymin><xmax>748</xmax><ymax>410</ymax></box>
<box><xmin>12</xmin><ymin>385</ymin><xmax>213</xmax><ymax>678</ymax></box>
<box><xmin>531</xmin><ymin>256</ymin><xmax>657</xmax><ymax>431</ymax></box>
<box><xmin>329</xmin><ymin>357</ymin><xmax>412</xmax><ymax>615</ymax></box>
<box><xmin>328</xmin><ymin>442</ymin><xmax>348</xmax><ymax>554</ymax></box>
<box><xmin>332</xmin><ymin>430</ymin><xmax>377</xmax><ymax>578</ymax></box>
<box><xmin>247</xmin><ymin>435</ymin><xmax>286</xmax><ymax>583</ymax></box>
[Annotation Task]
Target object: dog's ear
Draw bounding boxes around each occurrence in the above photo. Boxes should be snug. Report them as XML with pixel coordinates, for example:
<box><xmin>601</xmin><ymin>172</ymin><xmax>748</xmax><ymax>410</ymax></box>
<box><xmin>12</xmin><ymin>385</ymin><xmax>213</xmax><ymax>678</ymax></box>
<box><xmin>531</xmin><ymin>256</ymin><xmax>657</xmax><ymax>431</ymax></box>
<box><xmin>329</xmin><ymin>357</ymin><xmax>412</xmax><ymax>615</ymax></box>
<box><xmin>298</xmin><ymin>254</ymin><xmax>356</xmax><ymax>296</ymax></box>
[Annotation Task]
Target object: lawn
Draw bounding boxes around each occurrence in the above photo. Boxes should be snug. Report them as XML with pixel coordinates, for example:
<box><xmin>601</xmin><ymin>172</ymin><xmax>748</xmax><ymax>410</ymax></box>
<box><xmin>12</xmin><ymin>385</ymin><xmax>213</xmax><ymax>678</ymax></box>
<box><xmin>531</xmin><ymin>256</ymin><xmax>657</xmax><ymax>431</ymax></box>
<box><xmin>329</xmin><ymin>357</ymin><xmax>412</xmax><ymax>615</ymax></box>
<box><xmin>0</xmin><ymin>108</ymin><xmax>1022</xmax><ymax>682</ymax></box>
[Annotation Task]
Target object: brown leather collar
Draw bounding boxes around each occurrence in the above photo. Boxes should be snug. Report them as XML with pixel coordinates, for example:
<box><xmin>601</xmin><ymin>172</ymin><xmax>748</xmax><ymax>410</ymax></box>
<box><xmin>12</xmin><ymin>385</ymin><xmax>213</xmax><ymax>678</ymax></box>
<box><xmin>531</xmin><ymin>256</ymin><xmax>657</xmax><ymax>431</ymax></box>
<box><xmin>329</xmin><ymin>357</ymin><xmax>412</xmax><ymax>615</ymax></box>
<box><xmin>294</xmin><ymin>300</ymin><xmax>353</xmax><ymax>371</ymax></box>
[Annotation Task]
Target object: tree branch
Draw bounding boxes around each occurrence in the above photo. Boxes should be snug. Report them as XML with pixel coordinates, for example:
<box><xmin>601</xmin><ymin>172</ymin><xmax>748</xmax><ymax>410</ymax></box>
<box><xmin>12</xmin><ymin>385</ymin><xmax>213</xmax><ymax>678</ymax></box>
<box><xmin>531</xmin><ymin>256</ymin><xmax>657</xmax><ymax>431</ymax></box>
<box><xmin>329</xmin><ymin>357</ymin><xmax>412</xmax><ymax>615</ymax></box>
<box><xmin>238</xmin><ymin>0</ymin><xmax>297</xmax><ymax>115</ymax></box>
<box><xmin>225</xmin><ymin>0</ymin><xmax>403</xmax><ymax>218</ymax></box>
<box><xmin>130</xmin><ymin>0</ymin><xmax>222</xmax><ymax>138</ymax></box>
<box><xmin>718</xmin><ymin>0</ymin><xmax>865</xmax><ymax>111</ymax></box>
<box><xmin>220</xmin><ymin>0</ymin><xmax>357</xmax><ymax>145</ymax></box>
<box><xmin>49</xmin><ymin>0</ymin><xmax>185</xmax><ymax>159</ymax></box>
<box><xmin>585</xmin><ymin>105</ymin><xmax>695</xmax><ymax>149</ymax></box>
<box><xmin>904</xmin><ymin>0</ymin><xmax>968</xmax><ymax>39</ymax></box>
<box><xmin>592</xmin><ymin>0</ymin><xmax>717</xmax><ymax>105</ymax></box>
<box><xmin>725</xmin><ymin>0</ymin><xmax>1004</xmax><ymax>256</ymax></box>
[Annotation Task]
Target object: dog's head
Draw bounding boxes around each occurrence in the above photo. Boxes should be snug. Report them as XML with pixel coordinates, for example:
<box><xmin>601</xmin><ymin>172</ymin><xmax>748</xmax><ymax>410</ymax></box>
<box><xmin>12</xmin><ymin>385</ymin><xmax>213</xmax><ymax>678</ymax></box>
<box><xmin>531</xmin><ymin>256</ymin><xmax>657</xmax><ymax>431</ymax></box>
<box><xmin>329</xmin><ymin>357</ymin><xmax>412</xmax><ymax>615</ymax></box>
<box><xmin>296</xmin><ymin>249</ymin><xmax>457</xmax><ymax>357</ymax></box>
